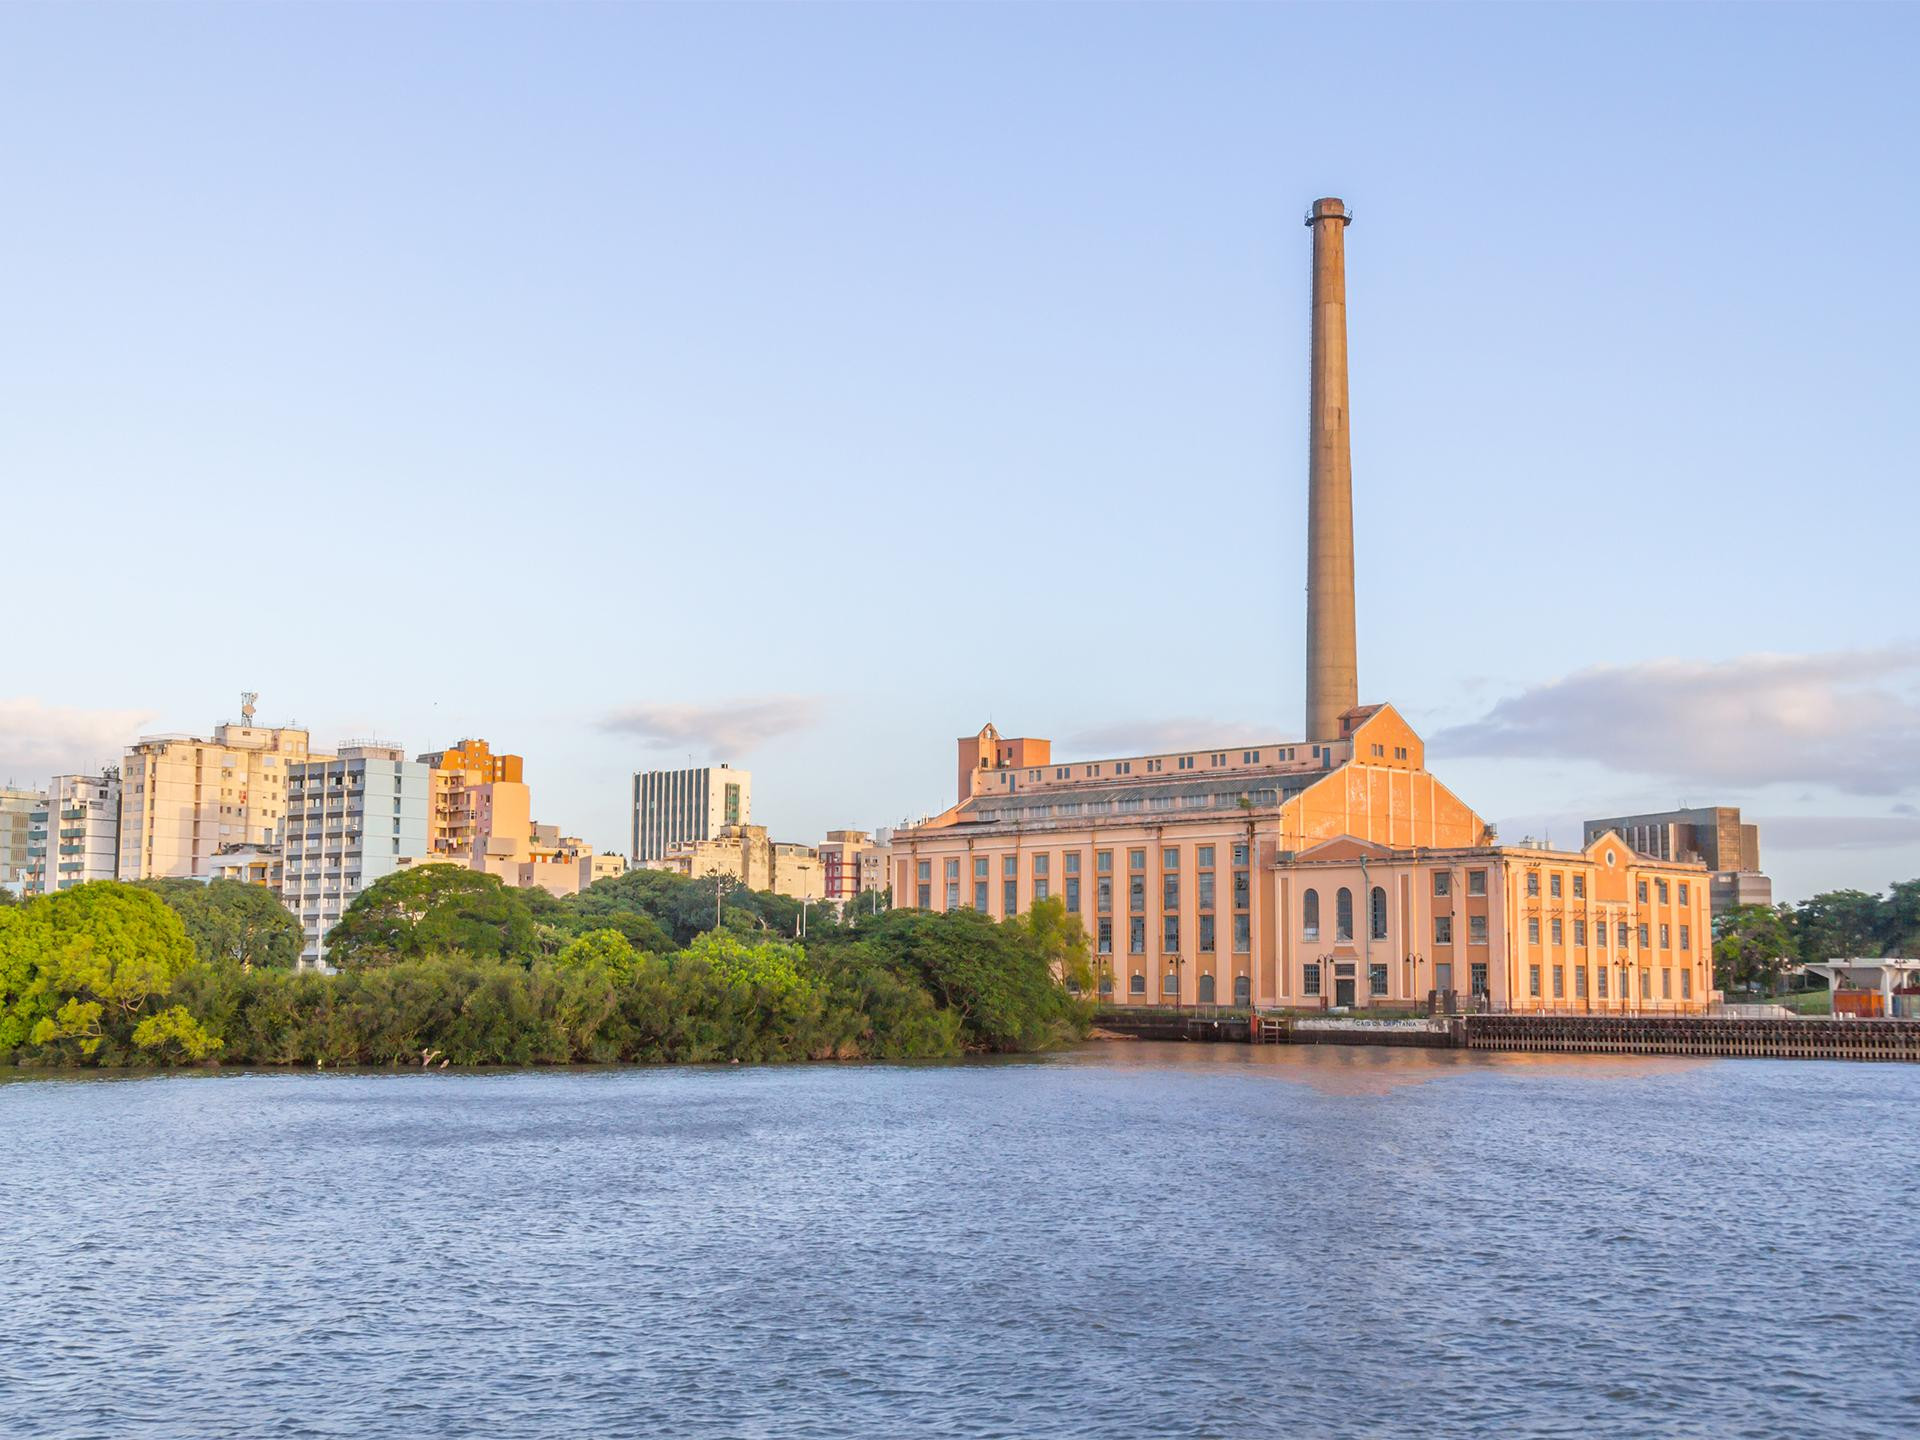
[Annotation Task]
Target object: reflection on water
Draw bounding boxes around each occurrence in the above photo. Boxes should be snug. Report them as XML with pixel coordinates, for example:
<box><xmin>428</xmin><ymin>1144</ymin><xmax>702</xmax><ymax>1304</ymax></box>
<box><xmin>0</xmin><ymin>1045</ymin><xmax>1913</xmax><ymax>1439</ymax></box>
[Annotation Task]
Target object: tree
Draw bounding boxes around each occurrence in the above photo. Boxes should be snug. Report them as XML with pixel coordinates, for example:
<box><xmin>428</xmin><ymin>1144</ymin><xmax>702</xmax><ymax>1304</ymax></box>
<box><xmin>2</xmin><ymin>882</ymin><xmax>220</xmax><ymax>1062</ymax></box>
<box><xmin>1714</xmin><ymin>904</ymin><xmax>1796</xmax><ymax>995</ymax></box>
<box><xmin>555</xmin><ymin>928</ymin><xmax>647</xmax><ymax>979</ymax></box>
<box><xmin>326</xmin><ymin>865</ymin><xmax>544</xmax><ymax>966</ymax></box>
<box><xmin>1792</xmin><ymin>889</ymin><xmax>1883</xmax><ymax>966</ymax></box>
<box><xmin>135</xmin><ymin>877</ymin><xmax>303</xmax><ymax>970</ymax></box>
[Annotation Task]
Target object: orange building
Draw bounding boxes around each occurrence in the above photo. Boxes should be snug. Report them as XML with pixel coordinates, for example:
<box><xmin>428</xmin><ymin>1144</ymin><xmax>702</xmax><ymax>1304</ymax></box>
<box><xmin>890</xmin><ymin>707</ymin><xmax>1713</xmax><ymax>1013</ymax></box>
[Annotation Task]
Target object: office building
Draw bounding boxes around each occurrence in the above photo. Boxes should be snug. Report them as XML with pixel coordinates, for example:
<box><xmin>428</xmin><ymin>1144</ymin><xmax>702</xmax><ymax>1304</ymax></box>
<box><xmin>632</xmin><ymin>764</ymin><xmax>750</xmax><ymax>863</ymax></box>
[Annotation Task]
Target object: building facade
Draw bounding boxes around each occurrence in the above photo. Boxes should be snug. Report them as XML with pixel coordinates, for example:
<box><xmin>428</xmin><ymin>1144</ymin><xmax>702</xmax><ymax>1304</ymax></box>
<box><xmin>23</xmin><ymin>771</ymin><xmax>120</xmax><ymax>895</ymax></box>
<box><xmin>281</xmin><ymin>744</ymin><xmax>430</xmax><ymax>967</ymax></box>
<box><xmin>420</xmin><ymin>738</ymin><xmax>525</xmax><ymax>859</ymax></box>
<box><xmin>650</xmin><ymin>823</ymin><xmax>823</xmax><ymax>901</ymax></box>
<box><xmin>1</xmin><ymin>786</ymin><xmax>50</xmax><ymax>891</ymax></box>
<box><xmin>632</xmin><ymin>765</ymin><xmax>750</xmax><ymax>863</ymax></box>
<box><xmin>120</xmin><ymin>706</ymin><xmax>319</xmax><ymax>881</ymax></box>
<box><xmin>1582</xmin><ymin>806</ymin><xmax>1771</xmax><ymax>916</ymax></box>
<box><xmin>818</xmin><ymin>829</ymin><xmax>891</xmax><ymax>904</ymax></box>
<box><xmin>891</xmin><ymin>708</ymin><xmax>1715</xmax><ymax>1013</ymax></box>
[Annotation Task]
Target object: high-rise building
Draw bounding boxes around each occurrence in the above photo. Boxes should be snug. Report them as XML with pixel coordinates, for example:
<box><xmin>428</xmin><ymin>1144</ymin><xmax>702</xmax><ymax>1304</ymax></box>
<box><xmin>2</xmin><ymin>785</ymin><xmax>51</xmax><ymax>890</ymax></box>
<box><xmin>818</xmin><ymin>830</ymin><xmax>891</xmax><ymax>903</ymax></box>
<box><xmin>281</xmin><ymin>744</ymin><xmax>430</xmax><ymax>967</ymax></box>
<box><xmin>119</xmin><ymin>697</ymin><xmax>321</xmax><ymax>881</ymax></box>
<box><xmin>419</xmin><ymin>738</ymin><xmax>525</xmax><ymax>859</ymax></box>
<box><xmin>632</xmin><ymin>765</ymin><xmax>750</xmax><ymax>863</ymax></box>
<box><xmin>408</xmin><ymin>738</ymin><xmax>607</xmax><ymax>896</ymax></box>
<box><xmin>23</xmin><ymin>770</ymin><xmax>121</xmax><ymax>895</ymax></box>
<box><xmin>1582</xmin><ymin>807</ymin><xmax>1771</xmax><ymax>916</ymax></box>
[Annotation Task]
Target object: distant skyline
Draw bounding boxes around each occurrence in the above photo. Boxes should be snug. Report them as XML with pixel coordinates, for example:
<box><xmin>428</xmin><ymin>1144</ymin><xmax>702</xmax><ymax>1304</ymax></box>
<box><xmin>3</xmin><ymin>4</ymin><xmax>1918</xmax><ymax>902</ymax></box>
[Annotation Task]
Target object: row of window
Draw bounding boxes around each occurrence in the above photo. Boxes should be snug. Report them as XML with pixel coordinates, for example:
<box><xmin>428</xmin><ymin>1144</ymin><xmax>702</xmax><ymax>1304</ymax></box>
<box><xmin>1529</xmin><ymin>963</ymin><xmax>1695</xmax><ymax>1002</ymax></box>
<box><xmin>1526</xmin><ymin>917</ymin><xmax>1691</xmax><ymax>951</ymax></box>
<box><xmin>1092</xmin><ymin>973</ymin><xmax>1254</xmax><ymax>1003</ymax></box>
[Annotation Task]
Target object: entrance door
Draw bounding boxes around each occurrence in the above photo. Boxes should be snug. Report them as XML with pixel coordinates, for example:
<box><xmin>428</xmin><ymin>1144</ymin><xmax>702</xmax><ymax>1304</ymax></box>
<box><xmin>1436</xmin><ymin>962</ymin><xmax>1454</xmax><ymax>994</ymax></box>
<box><xmin>1335</xmin><ymin>977</ymin><xmax>1356</xmax><ymax>1007</ymax></box>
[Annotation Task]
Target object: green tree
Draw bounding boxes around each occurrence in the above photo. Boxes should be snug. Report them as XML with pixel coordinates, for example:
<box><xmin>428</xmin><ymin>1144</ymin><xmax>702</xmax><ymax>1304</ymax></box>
<box><xmin>5</xmin><ymin>882</ymin><xmax>220</xmax><ymax>1062</ymax></box>
<box><xmin>1011</xmin><ymin>895</ymin><xmax>1095</xmax><ymax>994</ymax></box>
<box><xmin>1793</xmin><ymin>889</ymin><xmax>1883</xmax><ymax>966</ymax></box>
<box><xmin>1713</xmin><ymin>904</ymin><xmax>1796</xmax><ymax>995</ymax></box>
<box><xmin>135</xmin><ymin>877</ymin><xmax>304</xmax><ymax>970</ymax></box>
<box><xmin>555</xmin><ymin>927</ymin><xmax>647</xmax><ymax>979</ymax></box>
<box><xmin>1876</xmin><ymin>879</ymin><xmax>1920</xmax><ymax>956</ymax></box>
<box><xmin>326</xmin><ymin>865</ymin><xmax>544</xmax><ymax>966</ymax></box>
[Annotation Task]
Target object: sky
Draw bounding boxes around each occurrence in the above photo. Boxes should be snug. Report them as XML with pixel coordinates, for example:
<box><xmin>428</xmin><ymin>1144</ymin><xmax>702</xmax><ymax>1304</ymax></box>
<box><xmin>2</xmin><ymin>3</ymin><xmax>1917</xmax><ymax>904</ymax></box>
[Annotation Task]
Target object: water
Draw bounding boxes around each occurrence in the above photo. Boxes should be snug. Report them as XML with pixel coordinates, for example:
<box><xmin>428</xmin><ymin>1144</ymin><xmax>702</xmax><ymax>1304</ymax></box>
<box><xmin>2</xmin><ymin>1043</ymin><xmax>1915</xmax><ymax>1439</ymax></box>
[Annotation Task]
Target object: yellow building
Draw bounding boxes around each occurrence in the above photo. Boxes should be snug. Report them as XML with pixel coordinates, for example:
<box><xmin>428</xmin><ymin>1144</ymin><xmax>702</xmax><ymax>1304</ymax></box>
<box><xmin>651</xmin><ymin>824</ymin><xmax>825</xmax><ymax>902</ymax></box>
<box><xmin>119</xmin><ymin>697</ymin><xmax>322</xmax><ymax>881</ymax></box>
<box><xmin>405</xmin><ymin>739</ymin><xmax>615</xmax><ymax>898</ymax></box>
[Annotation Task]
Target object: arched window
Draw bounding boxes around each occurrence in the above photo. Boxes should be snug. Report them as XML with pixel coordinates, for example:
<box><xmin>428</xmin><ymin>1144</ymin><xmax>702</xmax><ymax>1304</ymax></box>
<box><xmin>1198</xmin><ymin>974</ymin><xmax>1216</xmax><ymax>1003</ymax></box>
<box><xmin>1336</xmin><ymin>887</ymin><xmax>1354</xmax><ymax>942</ymax></box>
<box><xmin>1370</xmin><ymin>886</ymin><xmax>1388</xmax><ymax>941</ymax></box>
<box><xmin>1130</xmin><ymin>972</ymin><xmax>1146</xmax><ymax>995</ymax></box>
<box><xmin>1162</xmin><ymin>972</ymin><xmax>1179</xmax><ymax>995</ymax></box>
<box><xmin>1233</xmin><ymin>975</ymin><xmax>1251</xmax><ymax>1006</ymax></box>
<box><xmin>1302</xmin><ymin>888</ymin><xmax>1320</xmax><ymax>939</ymax></box>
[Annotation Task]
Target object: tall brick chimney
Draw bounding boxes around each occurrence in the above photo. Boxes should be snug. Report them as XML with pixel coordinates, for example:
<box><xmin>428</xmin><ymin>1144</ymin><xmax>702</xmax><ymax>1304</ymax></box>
<box><xmin>1304</xmin><ymin>196</ymin><xmax>1357</xmax><ymax>741</ymax></box>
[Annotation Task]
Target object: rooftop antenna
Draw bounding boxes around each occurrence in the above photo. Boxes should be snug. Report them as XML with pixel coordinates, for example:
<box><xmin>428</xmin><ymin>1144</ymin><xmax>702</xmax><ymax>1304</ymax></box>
<box><xmin>241</xmin><ymin>691</ymin><xmax>259</xmax><ymax>725</ymax></box>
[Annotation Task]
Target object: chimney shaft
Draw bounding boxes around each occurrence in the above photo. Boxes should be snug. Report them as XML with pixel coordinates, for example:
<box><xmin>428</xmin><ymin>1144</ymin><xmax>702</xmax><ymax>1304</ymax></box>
<box><xmin>1304</xmin><ymin>196</ymin><xmax>1357</xmax><ymax>741</ymax></box>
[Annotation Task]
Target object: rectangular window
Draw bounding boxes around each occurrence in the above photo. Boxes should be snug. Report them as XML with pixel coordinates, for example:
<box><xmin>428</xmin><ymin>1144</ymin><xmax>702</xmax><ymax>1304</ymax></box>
<box><xmin>1640</xmin><ymin>970</ymin><xmax>1652</xmax><ymax>1001</ymax></box>
<box><xmin>1575</xmin><ymin>966</ymin><xmax>1588</xmax><ymax>998</ymax></box>
<box><xmin>1032</xmin><ymin>854</ymin><xmax>1049</xmax><ymax>877</ymax></box>
<box><xmin>1618</xmin><ymin>922</ymin><xmax>1629</xmax><ymax>948</ymax></box>
<box><xmin>1435</xmin><ymin>914</ymin><xmax>1453</xmax><ymax>945</ymax></box>
<box><xmin>1526</xmin><ymin>872</ymin><xmax>1539</xmax><ymax>897</ymax></box>
<box><xmin>1002</xmin><ymin>855</ymin><xmax>1017</xmax><ymax>879</ymax></box>
<box><xmin>974</xmin><ymin>882</ymin><xmax>988</xmax><ymax>912</ymax></box>
<box><xmin>1129</xmin><ymin>917</ymin><xmax>1146</xmax><ymax>955</ymax></box>
<box><xmin>1198</xmin><ymin>872</ymin><xmax>1216</xmax><ymax>909</ymax></box>
<box><xmin>1097</xmin><ymin>850</ymin><xmax>1112</xmax><ymax>874</ymax></box>
<box><xmin>1528</xmin><ymin>917</ymin><xmax>1541</xmax><ymax>944</ymax></box>
<box><xmin>1574</xmin><ymin>920</ymin><xmax>1587</xmax><ymax>946</ymax></box>
<box><xmin>1199</xmin><ymin>915</ymin><xmax>1215</xmax><ymax>952</ymax></box>
<box><xmin>1682</xmin><ymin>969</ymin><xmax>1693</xmax><ymax>1000</ymax></box>
<box><xmin>1232</xmin><ymin>843</ymin><xmax>1249</xmax><ymax>867</ymax></box>
<box><xmin>975</xmin><ymin>857</ymin><xmax>988</xmax><ymax>880</ymax></box>
<box><xmin>1003</xmin><ymin>880</ymin><xmax>1017</xmax><ymax>913</ymax></box>
<box><xmin>945</xmin><ymin>859</ymin><xmax>959</xmax><ymax>881</ymax></box>
<box><xmin>1550</xmin><ymin>874</ymin><xmax>1563</xmax><ymax>899</ymax></box>
<box><xmin>1529</xmin><ymin>964</ymin><xmax>1542</xmax><ymax>998</ymax></box>
<box><xmin>1129</xmin><ymin>877</ymin><xmax>1145</xmax><ymax>913</ymax></box>
<box><xmin>1129</xmin><ymin>849</ymin><xmax>1145</xmax><ymax>872</ymax></box>
<box><xmin>1638</xmin><ymin>924</ymin><xmax>1650</xmax><ymax>948</ymax></box>
<box><xmin>1065</xmin><ymin>853</ymin><xmax>1080</xmax><ymax>875</ymax></box>
<box><xmin>1163</xmin><ymin>916</ymin><xmax>1179</xmax><ymax>952</ymax></box>
<box><xmin>1678</xmin><ymin>881</ymin><xmax>1689</xmax><ymax>906</ymax></box>
<box><xmin>1637</xmin><ymin>880</ymin><xmax>1648</xmax><ymax>903</ymax></box>
<box><xmin>1433</xmin><ymin>872</ymin><xmax>1451</xmax><ymax>897</ymax></box>
<box><xmin>1303</xmin><ymin>962</ymin><xmax>1321</xmax><ymax>997</ymax></box>
<box><xmin>1065</xmin><ymin>878</ymin><xmax>1081</xmax><ymax>912</ymax></box>
<box><xmin>1551</xmin><ymin>918</ymin><xmax>1564</xmax><ymax>945</ymax></box>
<box><xmin>1369</xmin><ymin>962</ymin><xmax>1388</xmax><ymax>995</ymax></box>
<box><xmin>1233</xmin><ymin>871</ymin><xmax>1249</xmax><ymax>910</ymax></box>
<box><xmin>1662</xmin><ymin>968</ymin><xmax>1672</xmax><ymax>999</ymax></box>
<box><xmin>1470</xmin><ymin>963</ymin><xmax>1488</xmax><ymax>995</ymax></box>
<box><xmin>1597</xmin><ymin>968</ymin><xmax>1609</xmax><ymax>998</ymax></box>
<box><xmin>917</xmin><ymin>884</ymin><xmax>931</xmax><ymax>908</ymax></box>
<box><xmin>1468</xmin><ymin>869</ymin><xmax>1487</xmax><ymax>896</ymax></box>
<box><xmin>1098</xmin><ymin>918</ymin><xmax>1112</xmax><ymax>955</ymax></box>
<box><xmin>1659</xmin><ymin>923</ymin><xmax>1670</xmax><ymax>949</ymax></box>
<box><xmin>1163</xmin><ymin>876</ymin><xmax>1179</xmax><ymax>911</ymax></box>
<box><xmin>1680</xmin><ymin>924</ymin><xmax>1690</xmax><ymax>951</ymax></box>
<box><xmin>1233</xmin><ymin>914</ymin><xmax>1250</xmax><ymax>952</ymax></box>
<box><xmin>1096</xmin><ymin>878</ymin><xmax>1112</xmax><ymax>914</ymax></box>
<box><xmin>1197</xmin><ymin>846</ymin><xmax>1214</xmax><ymax>868</ymax></box>
<box><xmin>1657</xmin><ymin>878</ymin><xmax>1669</xmax><ymax>904</ymax></box>
<box><xmin>946</xmin><ymin>883</ymin><xmax>960</xmax><ymax>910</ymax></box>
<box><xmin>917</xmin><ymin>860</ymin><xmax>931</xmax><ymax>882</ymax></box>
<box><xmin>1554</xmin><ymin>965</ymin><xmax>1566</xmax><ymax>999</ymax></box>
<box><xmin>1162</xmin><ymin>847</ymin><xmax>1180</xmax><ymax>869</ymax></box>
<box><xmin>1469</xmin><ymin>914</ymin><xmax>1488</xmax><ymax>945</ymax></box>
<box><xmin>1572</xmin><ymin>875</ymin><xmax>1586</xmax><ymax>899</ymax></box>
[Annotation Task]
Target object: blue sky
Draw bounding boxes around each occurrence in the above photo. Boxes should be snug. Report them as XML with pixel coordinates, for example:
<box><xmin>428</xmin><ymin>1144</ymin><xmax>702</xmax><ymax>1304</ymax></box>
<box><xmin>3</xmin><ymin>3</ymin><xmax>1917</xmax><ymax>902</ymax></box>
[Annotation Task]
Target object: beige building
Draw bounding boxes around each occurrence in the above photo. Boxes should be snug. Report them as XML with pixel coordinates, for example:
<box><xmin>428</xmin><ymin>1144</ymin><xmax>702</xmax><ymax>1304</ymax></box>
<box><xmin>651</xmin><ymin>823</ymin><xmax>824</xmax><ymax>901</ymax></box>
<box><xmin>202</xmin><ymin>843</ymin><xmax>281</xmax><ymax>889</ymax></box>
<box><xmin>407</xmin><ymin>738</ymin><xmax>613</xmax><ymax>898</ymax></box>
<box><xmin>818</xmin><ymin>829</ymin><xmax>891</xmax><ymax>904</ymax></box>
<box><xmin>119</xmin><ymin>697</ymin><xmax>322</xmax><ymax>881</ymax></box>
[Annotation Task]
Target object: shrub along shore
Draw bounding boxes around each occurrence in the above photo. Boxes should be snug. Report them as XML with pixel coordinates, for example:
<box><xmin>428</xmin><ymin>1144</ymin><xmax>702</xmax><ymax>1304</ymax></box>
<box><xmin>0</xmin><ymin>868</ymin><xmax>1093</xmax><ymax>1069</ymax></box>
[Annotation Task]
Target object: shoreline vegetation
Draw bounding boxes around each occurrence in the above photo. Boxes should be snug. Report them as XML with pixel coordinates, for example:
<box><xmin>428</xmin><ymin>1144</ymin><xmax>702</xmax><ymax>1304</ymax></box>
<box><xmin>0</xmin><ymin>869</ymin><xmax>1094</xmax><ymax>1071</ymax></box>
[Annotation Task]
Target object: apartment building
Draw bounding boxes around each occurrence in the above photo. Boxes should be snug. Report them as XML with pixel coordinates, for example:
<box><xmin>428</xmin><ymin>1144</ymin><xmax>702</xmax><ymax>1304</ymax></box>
<box><xmin>1</xmin><ymin>786</ymin><xmax>47</xmax><ymax>890</ymax></box>
<box><xmin>632</xmin><ymin>765</ymin><xmax>749</xmax><ymax>863</ymax></box>
<box><xmin>281</xmin><ymin>744</ymin><xmax>430</xmax><ymax>967</ymax></box>
<box><xmin>650</xmin><ymin>823</ymin><xmax>823</xmax><ymax>901</ymax></box>
<box><xmin>120</xmin><ymin>702</ymin><xmax>320</xmax><ymax>881</ymax></box>
<box><xmin>419</xmin><ymin>738</ymin><xmax>525</xmax><ymax>859</ymax></box>
<box><xmin>818</xmin><ymin>829</ymin><xmax>891</xmax><ymax>903</ymax></box>
<box><xmin>23</xmin><ymin>771</ymin><xmax>121</xmax><ymax>895</ymax></box>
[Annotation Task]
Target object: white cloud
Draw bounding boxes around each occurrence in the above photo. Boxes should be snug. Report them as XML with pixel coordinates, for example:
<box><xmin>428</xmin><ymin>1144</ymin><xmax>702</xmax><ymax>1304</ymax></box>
<box><xmin>0</xmin><ymin>698</ymin><xmax>155</xmax><ymax>783</ymax></box>
<box><xmin>1432</xmin><ymin>647</ymin><xmax>1920</xmax><ymax>796</ymax></box>
<box><xmin>597</xmin><ymin>695</ymin><xmax>821</xmax><ymax>756</ymax></box>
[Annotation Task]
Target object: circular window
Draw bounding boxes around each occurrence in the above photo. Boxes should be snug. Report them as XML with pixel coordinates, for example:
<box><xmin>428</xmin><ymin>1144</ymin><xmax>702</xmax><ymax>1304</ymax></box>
<box><xmin>1605</xmin><ymin>849</ymin><xmax>1616</xmax><ymax>867</ymax></box>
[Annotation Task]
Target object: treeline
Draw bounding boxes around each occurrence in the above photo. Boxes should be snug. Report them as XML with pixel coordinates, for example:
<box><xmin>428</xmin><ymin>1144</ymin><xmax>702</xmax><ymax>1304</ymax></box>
<box><xmin>1715</xmin><ymin>879</ymin><xmax>1920</xmax><ymax>992</ymax></box>
<box><xmin>0</xmin><ymin>867</ymin><xmax>1092</xmax><ymax>1068</ymax></box>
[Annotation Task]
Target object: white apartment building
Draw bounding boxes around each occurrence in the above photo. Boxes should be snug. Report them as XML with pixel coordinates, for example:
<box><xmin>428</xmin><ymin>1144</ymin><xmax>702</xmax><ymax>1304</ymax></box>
<box><xmin>120</xmin><ymin>699</ymin><xmax>320</xmax><ymax>881</ymax></box>
<box><xmin>632</xmin><ymin>764</ymin><xmax>750</xmax><ymax>863</ymax></box>
<box><xmin>24</xmin><ymin>770</ymin><xmax>121</xmax><ymax>895</ymax></box>
<box><xmin>0</xmin><ymin>786</ymin><xmax>46</xmax><ymax>890</ymax></box>
<box><xmin>281</xmin><ymin>744</ymin><xmax>431</xmax><ymax>968</ymax></box>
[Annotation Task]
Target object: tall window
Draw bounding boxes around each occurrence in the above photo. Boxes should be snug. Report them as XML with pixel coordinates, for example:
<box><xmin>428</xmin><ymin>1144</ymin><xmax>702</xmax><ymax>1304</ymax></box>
<box><xmin>1433</xmin><ymin>871</ymin><xmax>1451</xmax><ymax>897</ymax></box>
<box><xmin>1065</xmin><ymin>877</ymin><xmax>1080</xmax><ymax>912</ymax></box>
<box><xmin>1470</xmin><ymin>963</ymin><xmax>1488</xmax><ymax>995</ymax></box>
<box><xmin>1468</xmin><ymin>914</ymin><xmax>1488</xmax><ymax>945</ymax></box>
<box><xmin>1435</xmin><ymin>914</ymin><xmax>1453</xmax><ymax>945</ymax></box>
<box><xmin>1003</xmin><ymin>880</ymin><xmax>1017</xmax><ymax>914</ymax></box>
<box><xmin>1369</xmin><ymin>886</ymin><xmax>1388</xmax><ymax>941</ymax></box>
<box><xmin>1550</xmin><ymin>874</ymin><xmax>1562</xmax><ymax>898</ymax></box>
<box><xmin>1129</xmin><ymin>875</ymin><xmax>1145</xmax><ymax>913</ymax></box>
<box><xmin>1302</xmin><ymin>889</ymin><xmax>1320</xmax><ymax>939</ymax></box>
<box><xmin>1526</xmin><ymin>872</ymin><xmax>1539</xmax><ymax>897</ymax></box>
<box><xmin>1198</xmin><ymin>872</ymin><xmax>1216</xmax><ymax>909</ymax></box>
<box><xmin>1163</xmin><ymin>916</ymin><xmax>1179</xmax><ymax>952</ymax></box>
<box><xmin>1199</xmin><ymin>915</ymin><xmax>1216</xmax><ymax>952</ymax></box>
<box><xmin>1233</xmin><ymin>914</ymin><xmax>1250</xmax><ymax>953</ymax></box>
<box><xmin>1130</xmin><ymin>917</ymin><xmax>1146</xmax><ymax>954</ymax></box>
<box><xmin>974</xmin><ymin>882</ymin><xmax>988</xmax><ymax>912</ymax></box>
<box><xmin>1369</xmin><ymin>963</ymin><xmax>1387</xmax><ymax>995</ymax></box>
<box><xmin>1335</xmin><ymin>887</ymin><xmax>1353</xmax><ymax>942</ymax></box>
<box><xmin>1096</xmin><ymin>878</ymin><xmax>1112</xmax><ymax>914</ymax></box>
<box><xmin>1468</xmin><ymin>869</ymin><xmax>1487</xmax><ymax>896</ymax></box>
<box><xmin>1163</xmin><ymin>875</ymin><xmax>1180</xmax><ymax>911</ymax></box>
<box><xmin>1098</xmin><ymin>919</ymin><xmax>1112</xmax><ymax>954</ymax></box>
<box><xmin>1303</xmin><ymin>963</ymin><xmax>1321</xmax><ymax>997</ymax></box>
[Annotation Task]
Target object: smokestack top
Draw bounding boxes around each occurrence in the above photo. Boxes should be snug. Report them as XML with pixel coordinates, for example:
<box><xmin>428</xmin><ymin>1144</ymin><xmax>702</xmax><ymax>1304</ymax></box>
<box><xmin>1306</xmin><ymin>197</ymin><xmax>1351</xmax><ymax>226</ymax></box>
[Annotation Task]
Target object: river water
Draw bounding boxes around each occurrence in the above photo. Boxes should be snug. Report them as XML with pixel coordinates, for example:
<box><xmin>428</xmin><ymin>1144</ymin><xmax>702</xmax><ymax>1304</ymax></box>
<box><xmin>1</xmin><ymin>1043</ymin><xmax>1915</xmax><ymax>1438</ymax></box>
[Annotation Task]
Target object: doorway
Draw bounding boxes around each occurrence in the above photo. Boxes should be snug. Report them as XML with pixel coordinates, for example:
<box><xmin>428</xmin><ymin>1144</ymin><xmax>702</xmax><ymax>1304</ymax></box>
<box><xmin>1335</xmin><ymin>976</ymin><xmax>1356</xmax><ymax>1007</ymax></box>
